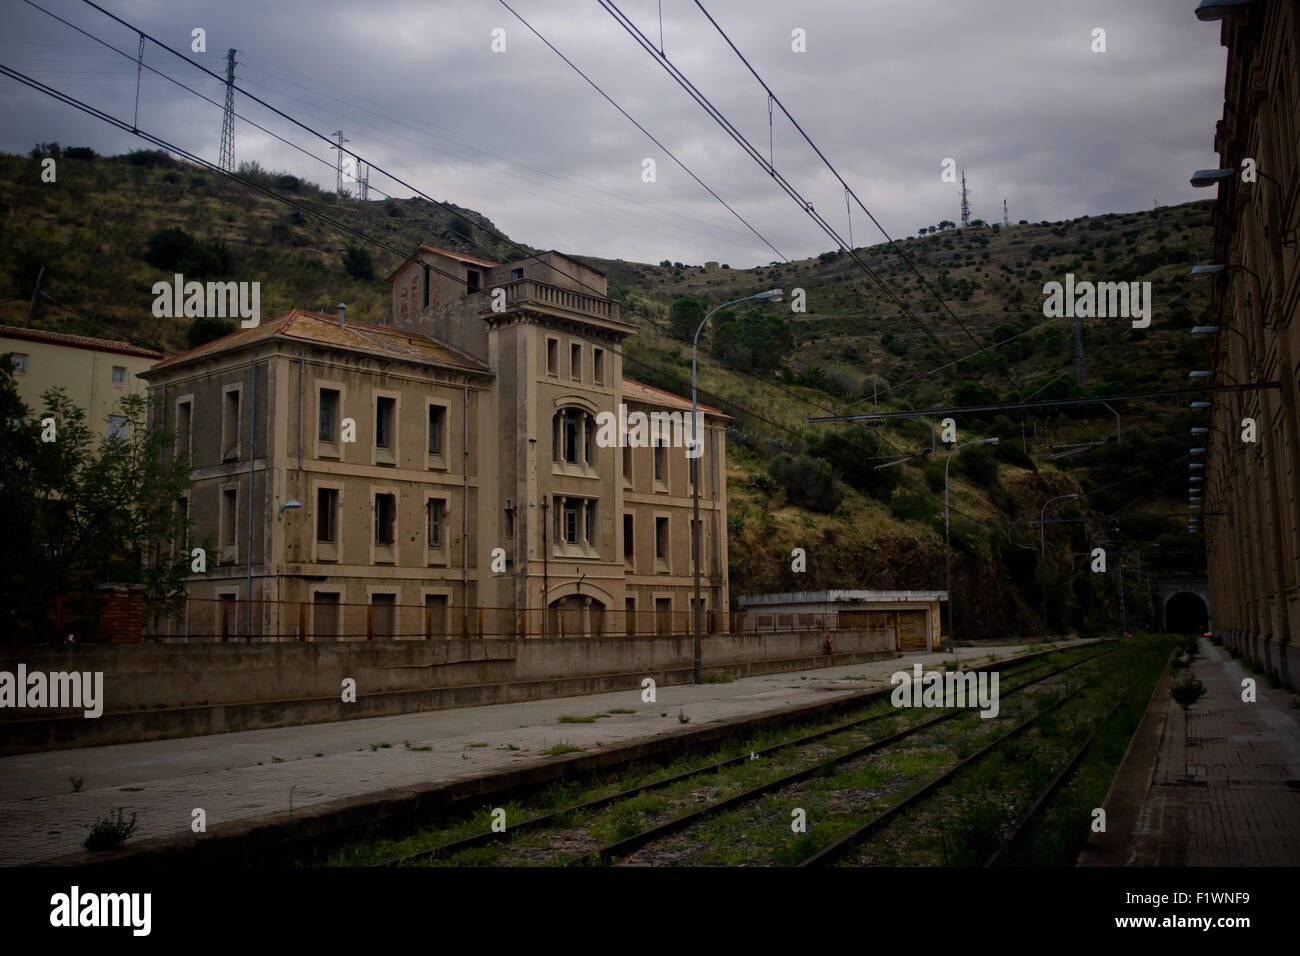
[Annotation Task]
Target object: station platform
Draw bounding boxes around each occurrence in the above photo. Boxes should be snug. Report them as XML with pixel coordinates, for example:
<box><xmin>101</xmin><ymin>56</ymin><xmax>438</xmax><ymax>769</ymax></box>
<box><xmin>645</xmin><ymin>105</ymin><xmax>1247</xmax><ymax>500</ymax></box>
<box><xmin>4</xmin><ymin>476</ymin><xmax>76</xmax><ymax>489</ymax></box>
<box><xmin>0</xmin><ymin>641</ymin><xmax>1061</xmax><ymax>865</ymax></box>
<box><xmin>1078</xmin><ymin>640</ymin><xmax>1300</xmax><ymax>866</ymax></box>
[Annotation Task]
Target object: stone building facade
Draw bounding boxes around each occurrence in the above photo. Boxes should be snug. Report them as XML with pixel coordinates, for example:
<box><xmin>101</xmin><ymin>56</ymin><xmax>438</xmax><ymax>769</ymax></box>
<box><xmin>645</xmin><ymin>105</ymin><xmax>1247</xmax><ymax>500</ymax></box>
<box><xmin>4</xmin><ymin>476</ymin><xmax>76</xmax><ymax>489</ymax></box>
<box><xmin>1195</xmin><ymin>0</ymin><xmax>1300</xmax><ymax>688</ymax></box>
<box><xmin>141</xmin><ymin>247</ymin><xmax>729</xmax><ymax>640</ymax></box>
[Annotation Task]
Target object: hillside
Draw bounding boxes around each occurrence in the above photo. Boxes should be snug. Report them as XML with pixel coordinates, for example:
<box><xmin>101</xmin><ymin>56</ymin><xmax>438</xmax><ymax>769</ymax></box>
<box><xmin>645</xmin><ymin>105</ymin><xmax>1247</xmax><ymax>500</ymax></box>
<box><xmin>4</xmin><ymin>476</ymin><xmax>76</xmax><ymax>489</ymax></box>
<box><xmin>0</xmin><ymin>148</ymin><xmax>1210</xmax><ymax>638</ymax></box>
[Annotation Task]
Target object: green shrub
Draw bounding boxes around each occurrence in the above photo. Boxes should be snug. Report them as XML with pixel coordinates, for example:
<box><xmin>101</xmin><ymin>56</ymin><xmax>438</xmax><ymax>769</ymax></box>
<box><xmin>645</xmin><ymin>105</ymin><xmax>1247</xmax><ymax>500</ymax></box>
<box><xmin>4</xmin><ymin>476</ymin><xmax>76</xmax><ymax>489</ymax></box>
<box><xmin>768</xmin><ymin>454</ymin><xmax>842</xmax><ymax>513</ymax></box>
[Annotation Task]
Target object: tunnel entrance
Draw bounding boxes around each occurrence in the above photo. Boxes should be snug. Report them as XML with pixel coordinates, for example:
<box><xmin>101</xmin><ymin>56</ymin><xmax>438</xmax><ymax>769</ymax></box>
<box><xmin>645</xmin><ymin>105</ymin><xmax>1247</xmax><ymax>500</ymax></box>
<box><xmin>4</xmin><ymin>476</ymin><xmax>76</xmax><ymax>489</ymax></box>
<box><xmin>1165</xmin><ymin>592</ymin><xmax>1209</xmax><ymax>634</ymax></box>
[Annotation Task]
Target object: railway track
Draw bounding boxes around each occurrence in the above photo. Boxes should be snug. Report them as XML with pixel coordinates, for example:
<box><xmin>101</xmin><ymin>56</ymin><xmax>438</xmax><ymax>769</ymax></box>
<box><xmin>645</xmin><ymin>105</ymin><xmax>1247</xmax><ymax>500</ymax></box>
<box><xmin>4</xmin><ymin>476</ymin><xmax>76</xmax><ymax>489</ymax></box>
<box><xmin>355</xmin><ymin>642</ymin><xmax>1113</xmax><ymax>867</ymax></box>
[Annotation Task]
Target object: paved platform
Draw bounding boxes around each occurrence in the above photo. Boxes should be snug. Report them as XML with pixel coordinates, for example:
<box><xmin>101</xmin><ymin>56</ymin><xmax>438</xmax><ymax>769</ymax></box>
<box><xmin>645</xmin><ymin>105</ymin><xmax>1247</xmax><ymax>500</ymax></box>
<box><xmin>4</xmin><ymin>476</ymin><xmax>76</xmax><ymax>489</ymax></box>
<box><xmin>1078</xmin><ymin>641</ymin><xmax>1300</xmax><ymax>866</ymax></box>
<box><xmin>0</xmin><ymin>642</ymin><xmax>1059</xmax><ymax>865</ymax></box>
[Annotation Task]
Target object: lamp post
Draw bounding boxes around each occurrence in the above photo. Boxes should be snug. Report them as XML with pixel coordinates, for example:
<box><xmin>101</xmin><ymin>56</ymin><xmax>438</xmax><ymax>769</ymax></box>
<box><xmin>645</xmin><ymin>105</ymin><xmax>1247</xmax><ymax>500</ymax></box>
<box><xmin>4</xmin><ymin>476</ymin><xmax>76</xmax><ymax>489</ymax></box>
<box><xmin>944</xmin><ymin>437</ymin><xmax>998</xmax><ymax>654</ymax></box>
<box><xmin>1039</xmin><ymin>493</ymin><xmax>1079</xmax><ymax>636</ymax></box>
<box><xmin>691</xmin><ymin>288</ymin><xmax>782</xmax><ymax>684</ymax></box>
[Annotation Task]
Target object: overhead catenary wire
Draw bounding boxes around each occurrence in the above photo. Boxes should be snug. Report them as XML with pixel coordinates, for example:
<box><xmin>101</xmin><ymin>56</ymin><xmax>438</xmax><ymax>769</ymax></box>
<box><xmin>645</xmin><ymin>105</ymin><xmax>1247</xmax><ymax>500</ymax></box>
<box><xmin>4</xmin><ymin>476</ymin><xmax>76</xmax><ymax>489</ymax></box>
<box><xmin>37</xmin><ymin>0</ymin><xmax>868</xmax><ymax>440</ymax></box>
<box><xmin>0</xmin><ymin>61</ymin><xmax>816</xmax><ymax>447</ymax></box>
<box><xmin>591</xmin><ymin>0</ymin><xmax>959</xmax><ymax>363</ymax></box>
<box><xmin>689</xmin><ymin>0</ymin><xmax>982</xmax><ymax>351</ymax></box>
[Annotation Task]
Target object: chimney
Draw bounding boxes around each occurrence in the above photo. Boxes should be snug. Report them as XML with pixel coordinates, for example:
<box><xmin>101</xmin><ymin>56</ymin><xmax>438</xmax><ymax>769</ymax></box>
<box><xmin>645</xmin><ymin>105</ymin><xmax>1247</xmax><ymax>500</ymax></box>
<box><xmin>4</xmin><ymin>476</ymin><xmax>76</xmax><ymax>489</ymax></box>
<box><xmin>337</xmin><ymin>303</ymin><xmax>346</xmax><ymax>327</ymax></box>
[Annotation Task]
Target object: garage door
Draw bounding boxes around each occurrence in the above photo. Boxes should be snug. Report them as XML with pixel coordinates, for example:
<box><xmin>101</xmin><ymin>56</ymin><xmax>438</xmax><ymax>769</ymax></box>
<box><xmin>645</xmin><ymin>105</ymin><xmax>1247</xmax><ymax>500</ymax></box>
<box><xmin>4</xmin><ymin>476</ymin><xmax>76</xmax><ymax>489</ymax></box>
<box><xmin>898</xmin><ymin>611</ymin><xmax>928</xmax><ymax>650</ymax></box>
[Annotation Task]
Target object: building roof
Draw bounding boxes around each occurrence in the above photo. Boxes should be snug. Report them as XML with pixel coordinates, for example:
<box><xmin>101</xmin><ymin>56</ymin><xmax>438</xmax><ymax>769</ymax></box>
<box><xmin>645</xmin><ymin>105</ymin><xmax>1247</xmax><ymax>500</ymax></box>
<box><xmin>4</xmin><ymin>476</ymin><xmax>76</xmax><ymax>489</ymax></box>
<box><xmin>738</xmin><ymin>590</ymin><xmax>948</xmax><ymax>606</ymax></box>
<box><xmin>143</xmin><ymin>310</ymin><xmax>489</xmax><ymax>376</ymax></box>
<box><xmin>0</xmin><ymin>324</ymin><xmax>163</xmax><ymax>360</ymax></box>
<box><xmin>386</xmin><ymin>243</ymin><xmax>499</xmax><ymax>282</ymax></box>
<box><xmin>622</xmin><ymin>378</ymin><xmax>727</xmax><ymax>419</ymax></box>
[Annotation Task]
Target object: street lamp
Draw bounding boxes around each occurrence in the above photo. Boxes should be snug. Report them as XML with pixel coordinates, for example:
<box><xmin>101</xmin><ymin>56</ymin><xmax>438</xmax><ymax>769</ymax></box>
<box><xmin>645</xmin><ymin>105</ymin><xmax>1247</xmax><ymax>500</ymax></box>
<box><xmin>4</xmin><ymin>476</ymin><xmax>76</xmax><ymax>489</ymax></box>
<box><xmin>1040</xmin><ymin>494</ymin><xmax>1080</xmax><ymax>556</ymax></box>
<box><xmin>278</xmin><ymin>499</ymin><xmax>302</xmax><ymax>521</ymax></box>
<box><xmin>691</xmin><ymin>288</ymin><xmax>782</xmax><ymax>684</ymax></box>
<box><xmin>1039</xmin><ymin>493</ymin><xmax>1079</xmax><ymax>637</ymax></box>
<box><xmin>944</xmin><ymin>437</ymin><xmax>998</xmax><ymax>653</ymax></box>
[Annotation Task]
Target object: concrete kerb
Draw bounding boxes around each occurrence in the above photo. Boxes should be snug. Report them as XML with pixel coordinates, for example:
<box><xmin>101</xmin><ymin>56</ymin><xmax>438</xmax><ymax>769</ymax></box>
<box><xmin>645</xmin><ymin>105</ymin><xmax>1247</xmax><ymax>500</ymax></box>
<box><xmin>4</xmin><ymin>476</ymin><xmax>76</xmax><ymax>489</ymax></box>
<box><xmin>41</xmin><ymin>643</ymin><xmax>1083</xmax><ymax>866</ymax></box>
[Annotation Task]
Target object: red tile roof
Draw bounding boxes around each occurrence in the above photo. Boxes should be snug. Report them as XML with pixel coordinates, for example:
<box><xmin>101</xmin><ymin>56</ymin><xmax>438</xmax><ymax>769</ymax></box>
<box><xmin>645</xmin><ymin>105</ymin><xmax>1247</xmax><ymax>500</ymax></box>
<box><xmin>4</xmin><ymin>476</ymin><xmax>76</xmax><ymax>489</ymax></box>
<box><xmin>144</xmin><ymin>310</ymin><xmax>488</xmax><ymax>374</ymax></box>
<box><xmin>0</xmin><ymin>324</ymin><xmax>163</xmax><ymax>359</ymax></box>
<box><xmin>622</xmin><ymin>378</ymin><xmax>727</xmax><ymax>418</ymax></box>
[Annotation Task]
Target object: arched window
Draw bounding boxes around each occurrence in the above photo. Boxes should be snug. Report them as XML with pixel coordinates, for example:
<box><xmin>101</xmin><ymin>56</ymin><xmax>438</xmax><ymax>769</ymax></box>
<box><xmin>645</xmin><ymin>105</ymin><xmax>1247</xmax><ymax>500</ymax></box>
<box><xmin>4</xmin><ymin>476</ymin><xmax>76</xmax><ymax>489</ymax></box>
<box><xmin>553</xmin><ymin>407</ymin><xmax>597</xmax><ymax>467</ymax></box>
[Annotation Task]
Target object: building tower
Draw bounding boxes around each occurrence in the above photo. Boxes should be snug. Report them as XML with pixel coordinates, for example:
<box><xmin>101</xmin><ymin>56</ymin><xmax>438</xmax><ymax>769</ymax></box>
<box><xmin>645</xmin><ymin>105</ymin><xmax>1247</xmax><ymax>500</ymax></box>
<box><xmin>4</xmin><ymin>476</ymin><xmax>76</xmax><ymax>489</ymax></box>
<box><xmin>960</xmin><ymin>170</ymin><xmax>971</xmax><ymax>228</ymax></box>
<box><xmin>1003</xmin><ymin>197</ymin><xmax>1009</xmax><ymax>228</ymax></box>
<box><xmin>218</xmin><ymin>49</ymin><xmax>237</xmax><ymax>173</ymax></box>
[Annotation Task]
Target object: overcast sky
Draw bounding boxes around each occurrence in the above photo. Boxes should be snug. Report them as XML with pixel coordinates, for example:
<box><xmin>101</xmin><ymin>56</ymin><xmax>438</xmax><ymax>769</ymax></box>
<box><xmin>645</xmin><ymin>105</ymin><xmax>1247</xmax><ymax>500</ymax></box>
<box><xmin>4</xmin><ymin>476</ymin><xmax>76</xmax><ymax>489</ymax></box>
<box><xmin>1</xmin><ymin>0</ymin><xmax>1228</xmax><ymax>268</ymax></box>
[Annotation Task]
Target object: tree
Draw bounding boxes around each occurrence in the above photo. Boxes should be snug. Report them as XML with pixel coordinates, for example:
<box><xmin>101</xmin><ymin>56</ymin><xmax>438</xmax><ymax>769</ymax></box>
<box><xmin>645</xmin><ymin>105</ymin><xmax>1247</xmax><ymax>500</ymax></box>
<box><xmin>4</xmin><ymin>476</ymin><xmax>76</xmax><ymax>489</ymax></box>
<box><xmin>0</xmin><ymin>367</ymin><xmax>194</xmax><ymax>641</ymax></box>
<box><xmin>768</xmin><ymin>454</ymin><xmax>842</xmax><ymax>513</ymax></box>
<box><xmin>342</xmin><ymin>243</ymin><xmax>374</xmax><ymax>280</ymax></box>
<box><xmin>710</xmin><ymin>307</ymin><xmax>794</xmax><ymax>373</ymax></box>
<box><xmin>669</xmin><ymin>295</ymin><xmax>706</xmax><ymax>341</ymax></box>
<box><xmin>186</xmin><ymin>316</ymin><xmax>236</xmax><ymax>349</ymax></box>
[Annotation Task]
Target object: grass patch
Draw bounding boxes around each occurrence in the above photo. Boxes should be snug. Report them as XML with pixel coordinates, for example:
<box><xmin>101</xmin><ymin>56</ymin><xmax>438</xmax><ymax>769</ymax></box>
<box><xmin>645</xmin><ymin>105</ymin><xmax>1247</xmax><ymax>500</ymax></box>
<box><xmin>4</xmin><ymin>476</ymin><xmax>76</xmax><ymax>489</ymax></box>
<box><xmin>403</xmin><ymin>740</ymin><xmax>432</xmax><ymax>751</ymax></box>
<box><xmin>558</xmin><ymin>714</ymin><xmax>608</xmax><ymax>724</ymax></box>
<box><xmin>607</xmin><ymin>708</ymin><xmax>636</xmax><ymax>714</ymax></box>
<box><xmin>543</xmin><ymin>742</ymin><xmax>584</xmax><ymax>756</ymax></box>
<box><xmin>84</xmin><ymin>808</ymin><xmax>137</xmax><ymax>851</ymax></box>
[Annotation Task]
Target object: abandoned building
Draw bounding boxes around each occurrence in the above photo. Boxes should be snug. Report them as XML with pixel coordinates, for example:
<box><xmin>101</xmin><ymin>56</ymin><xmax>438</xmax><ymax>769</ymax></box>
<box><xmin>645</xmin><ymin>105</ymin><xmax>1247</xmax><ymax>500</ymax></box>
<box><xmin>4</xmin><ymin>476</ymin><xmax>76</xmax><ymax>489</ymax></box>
<box><xmin>140</xmin><ymin>247</ymin><xmax>730</xmax><ymax>640</ymax></box>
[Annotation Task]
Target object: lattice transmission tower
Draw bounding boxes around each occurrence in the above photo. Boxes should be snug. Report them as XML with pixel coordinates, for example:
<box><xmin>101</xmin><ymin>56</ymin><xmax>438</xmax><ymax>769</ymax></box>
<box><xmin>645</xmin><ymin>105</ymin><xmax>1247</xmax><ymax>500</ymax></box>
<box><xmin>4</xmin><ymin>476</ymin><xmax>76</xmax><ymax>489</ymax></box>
<box><xmin>218</xmin><ymin>49</ymin><xmax>237</xmax><ymax>173</ymax></box>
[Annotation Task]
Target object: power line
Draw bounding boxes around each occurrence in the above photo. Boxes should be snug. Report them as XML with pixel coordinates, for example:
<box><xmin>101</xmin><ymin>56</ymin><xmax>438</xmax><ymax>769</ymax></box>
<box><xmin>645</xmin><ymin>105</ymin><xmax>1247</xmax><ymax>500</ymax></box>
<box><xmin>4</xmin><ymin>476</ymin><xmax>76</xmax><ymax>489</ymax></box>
<box><xmin>66</xmin><ymin>0</ymin><xmax>845</xmax><ymax>433</ymax></box>
<box><xmin>689</xmin><ymin>0</ymin><xmax>983</xmax><ymax>349</ymax></box>
<box><xmin>592</xmin><ymin>0</ymin><xmax>959</xmax><ymax>363</ymax></box>
<box><xmin>0</xmin><ymin>61</ymin><xmax>814</xmax><ymax>446</ymax></box>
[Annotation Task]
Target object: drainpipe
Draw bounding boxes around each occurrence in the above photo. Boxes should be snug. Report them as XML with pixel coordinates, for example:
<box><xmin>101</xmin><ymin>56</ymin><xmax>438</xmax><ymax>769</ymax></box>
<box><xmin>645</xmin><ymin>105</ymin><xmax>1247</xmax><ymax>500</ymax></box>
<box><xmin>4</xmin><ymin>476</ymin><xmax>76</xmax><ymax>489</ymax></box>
<box><xmin>297</xmin><ymin>354</ymin><xmax>304</xmax><ymax>471</ymax></box>
<box><xmin>246</xmin><ymin>353</ymin><xmax>257</xmax><ymax>640</ymax></box>
<box><xmin>462</xmin><ymin>378</ymin><xmax>470</xmax><ymax>637</ymax></box>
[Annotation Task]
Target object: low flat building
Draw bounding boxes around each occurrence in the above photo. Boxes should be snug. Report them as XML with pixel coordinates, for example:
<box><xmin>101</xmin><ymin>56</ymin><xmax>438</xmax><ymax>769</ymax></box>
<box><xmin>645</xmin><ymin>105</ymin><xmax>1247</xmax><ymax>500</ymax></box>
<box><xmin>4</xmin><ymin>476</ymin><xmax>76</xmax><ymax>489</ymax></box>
<box><xmin>737</xmin><ymin>590</ymin><xmax>947</xmax><ymax>651</ymax></box>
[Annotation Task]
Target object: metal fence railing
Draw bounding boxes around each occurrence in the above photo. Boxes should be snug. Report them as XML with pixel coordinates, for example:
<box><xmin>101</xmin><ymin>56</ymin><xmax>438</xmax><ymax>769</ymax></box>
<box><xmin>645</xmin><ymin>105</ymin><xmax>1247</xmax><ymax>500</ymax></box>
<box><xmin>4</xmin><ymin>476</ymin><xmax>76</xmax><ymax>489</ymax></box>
<box><xmin>136</xmin><ymin>598</ymin><xmax>859</xmax><ymax>642</ymax></box>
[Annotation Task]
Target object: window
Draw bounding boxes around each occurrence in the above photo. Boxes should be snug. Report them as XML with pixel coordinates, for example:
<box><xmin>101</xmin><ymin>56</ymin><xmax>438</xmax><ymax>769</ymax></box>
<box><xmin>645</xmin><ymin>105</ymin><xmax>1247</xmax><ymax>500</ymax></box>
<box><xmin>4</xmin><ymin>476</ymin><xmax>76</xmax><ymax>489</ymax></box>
<box><xmin>313</xmin><ymin>592</ymin><xmax>339</xmax><ymax>642</ymax></box>
<box><xmin>375</xmin><ymin>493</ymin><xmax>396</xmax><ymax>545</ymax></box>
<box><xmin>624</xmin><ymin>514</ymin><xmax>634</xmax><ymax>560</ymax></box>
<box><xmin>656</xmin><ymin>597</ymin><xmax>673</xmax><ymax>635</ymax></box>
<box><xmin>504</xmin><ymin>505</ymin><xmax>515</xmax><ymax>539</ymax></box>
<box><xmin>107</xmin><ymin>414</ymin><xmax>126</xmax><ymax>442</ymax></box>
<box><xmin>223</xmin><ymin>388</ymin><xmax>240</xmax><ymax>459</ymax></box>
<box><xmin>375</xmin><ymin>396</ymin><xmax>395</xmax><ymax>450</ymax></box>
<box><xmin>112</xmin><ymin>366</ymin><xmax>126</xmax><ymax>386</ymax></box>
<box><xmin>626</xmin><ymin>597</ymin><xmax>637</xmax><ymax>636</ymax></box>
<box><xmin>11</xmin><ymin>353</ymin><xmax>27</xmax><ymax>374</ymax></box>
<box><xmin>466</xmin><ymin>269</ymin><xmax>481</xmax><ymax>293</ymax></box>
<box><xmin>623</xmin><ymin>444</ymin><xmax>632</xmax><ymax>486</ymax></box>
<box><xmin>426</xmin><ymin>497</ymin><xmax>445</xmax><ymax>549</ymax></box>
<box><xmin>593</xmin><ymin>348</ymin><xmax>605</xmax><ymax>385</ymax></box>
<box><xmin>176</xmin><ymin>400</ymin><xmax>192</xmax><ymax>461</ymax></box>
<box><xmin>319</xmin><ymin>389</ymin><xmax>339</xmax><ymax>442</ymax></box>
<box><xmin>689</xmin><ymin>456</ymin><xmax>698</xmax><ymax>487</ymax></box>
<box><xmin>424</xmin><ymin>594</ymin><xmax>448</xmax><ymax>639</ymax></box>
<box><xmin>562</xmin><ymin>498</ymin><xmax>580</xmax><ymax>544</ymax></box>
<box><xmin>655</xmin><ymin>516</ymin><xmax>669</xmax><ymax>560</ymax></box>
<box><xmin>570</xmin><ymin>343</ymin><xmax>582</xmax><ymax>381</ymax></box>
<box><xmin>175</xmin><ymin>497</ymin><xmax>188</xmax><ymax>553</ymax></box>
<box><xmin>428</xmin><ymin>404</ymin><xmax>445</xmax><ymax>456</ymax></box>
<box><xmin>422</xmin><ymin>265</ymin><xmax>431</xmax><ymax>308</ymax></box>
<box><xmin>510</xmin><ymin>267</ymin><xmax>523</xmax><ymax>281</ymax></box>
<box><xmin>653</xmin><ymin>444</ymin><xmax>667</xmax><ymax>484</ymax></box>
<box><xmin>369</xmin><ymin>593</ymin><xmax>396</xmax><ymax>640</ymax></box>
<box><xmin>316</xmin><ymin>488</ymin><xmax>338</xmax><ymax>543</ymax></box>
<box><xmin>561</xmin><ymin>409</ymin><xmax>579</xmax><ymax>463</ymax></box>
<box><xmin>221</xmin><ymin>489</ymin><xmax>237</xmax><ymax>561</ymax></box>
<box><xmin>585</xmin><ymin>500</ymin><xmax>597</xmax><ymax>545</ymax></box>
<box><xmin>546</xmin><ymin>338</ymin><xmax>558</xmax><ymax>375</ymax></box>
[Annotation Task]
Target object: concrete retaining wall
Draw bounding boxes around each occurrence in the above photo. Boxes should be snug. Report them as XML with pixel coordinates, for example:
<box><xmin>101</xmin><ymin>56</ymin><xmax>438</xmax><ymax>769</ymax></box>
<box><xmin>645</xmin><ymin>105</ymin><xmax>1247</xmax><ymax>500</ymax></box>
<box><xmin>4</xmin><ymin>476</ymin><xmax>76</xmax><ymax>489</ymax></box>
<box><xmin>0</xmin><ymin>628</ymin><xmax>895</xmax><ymax>753</ymax></box>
